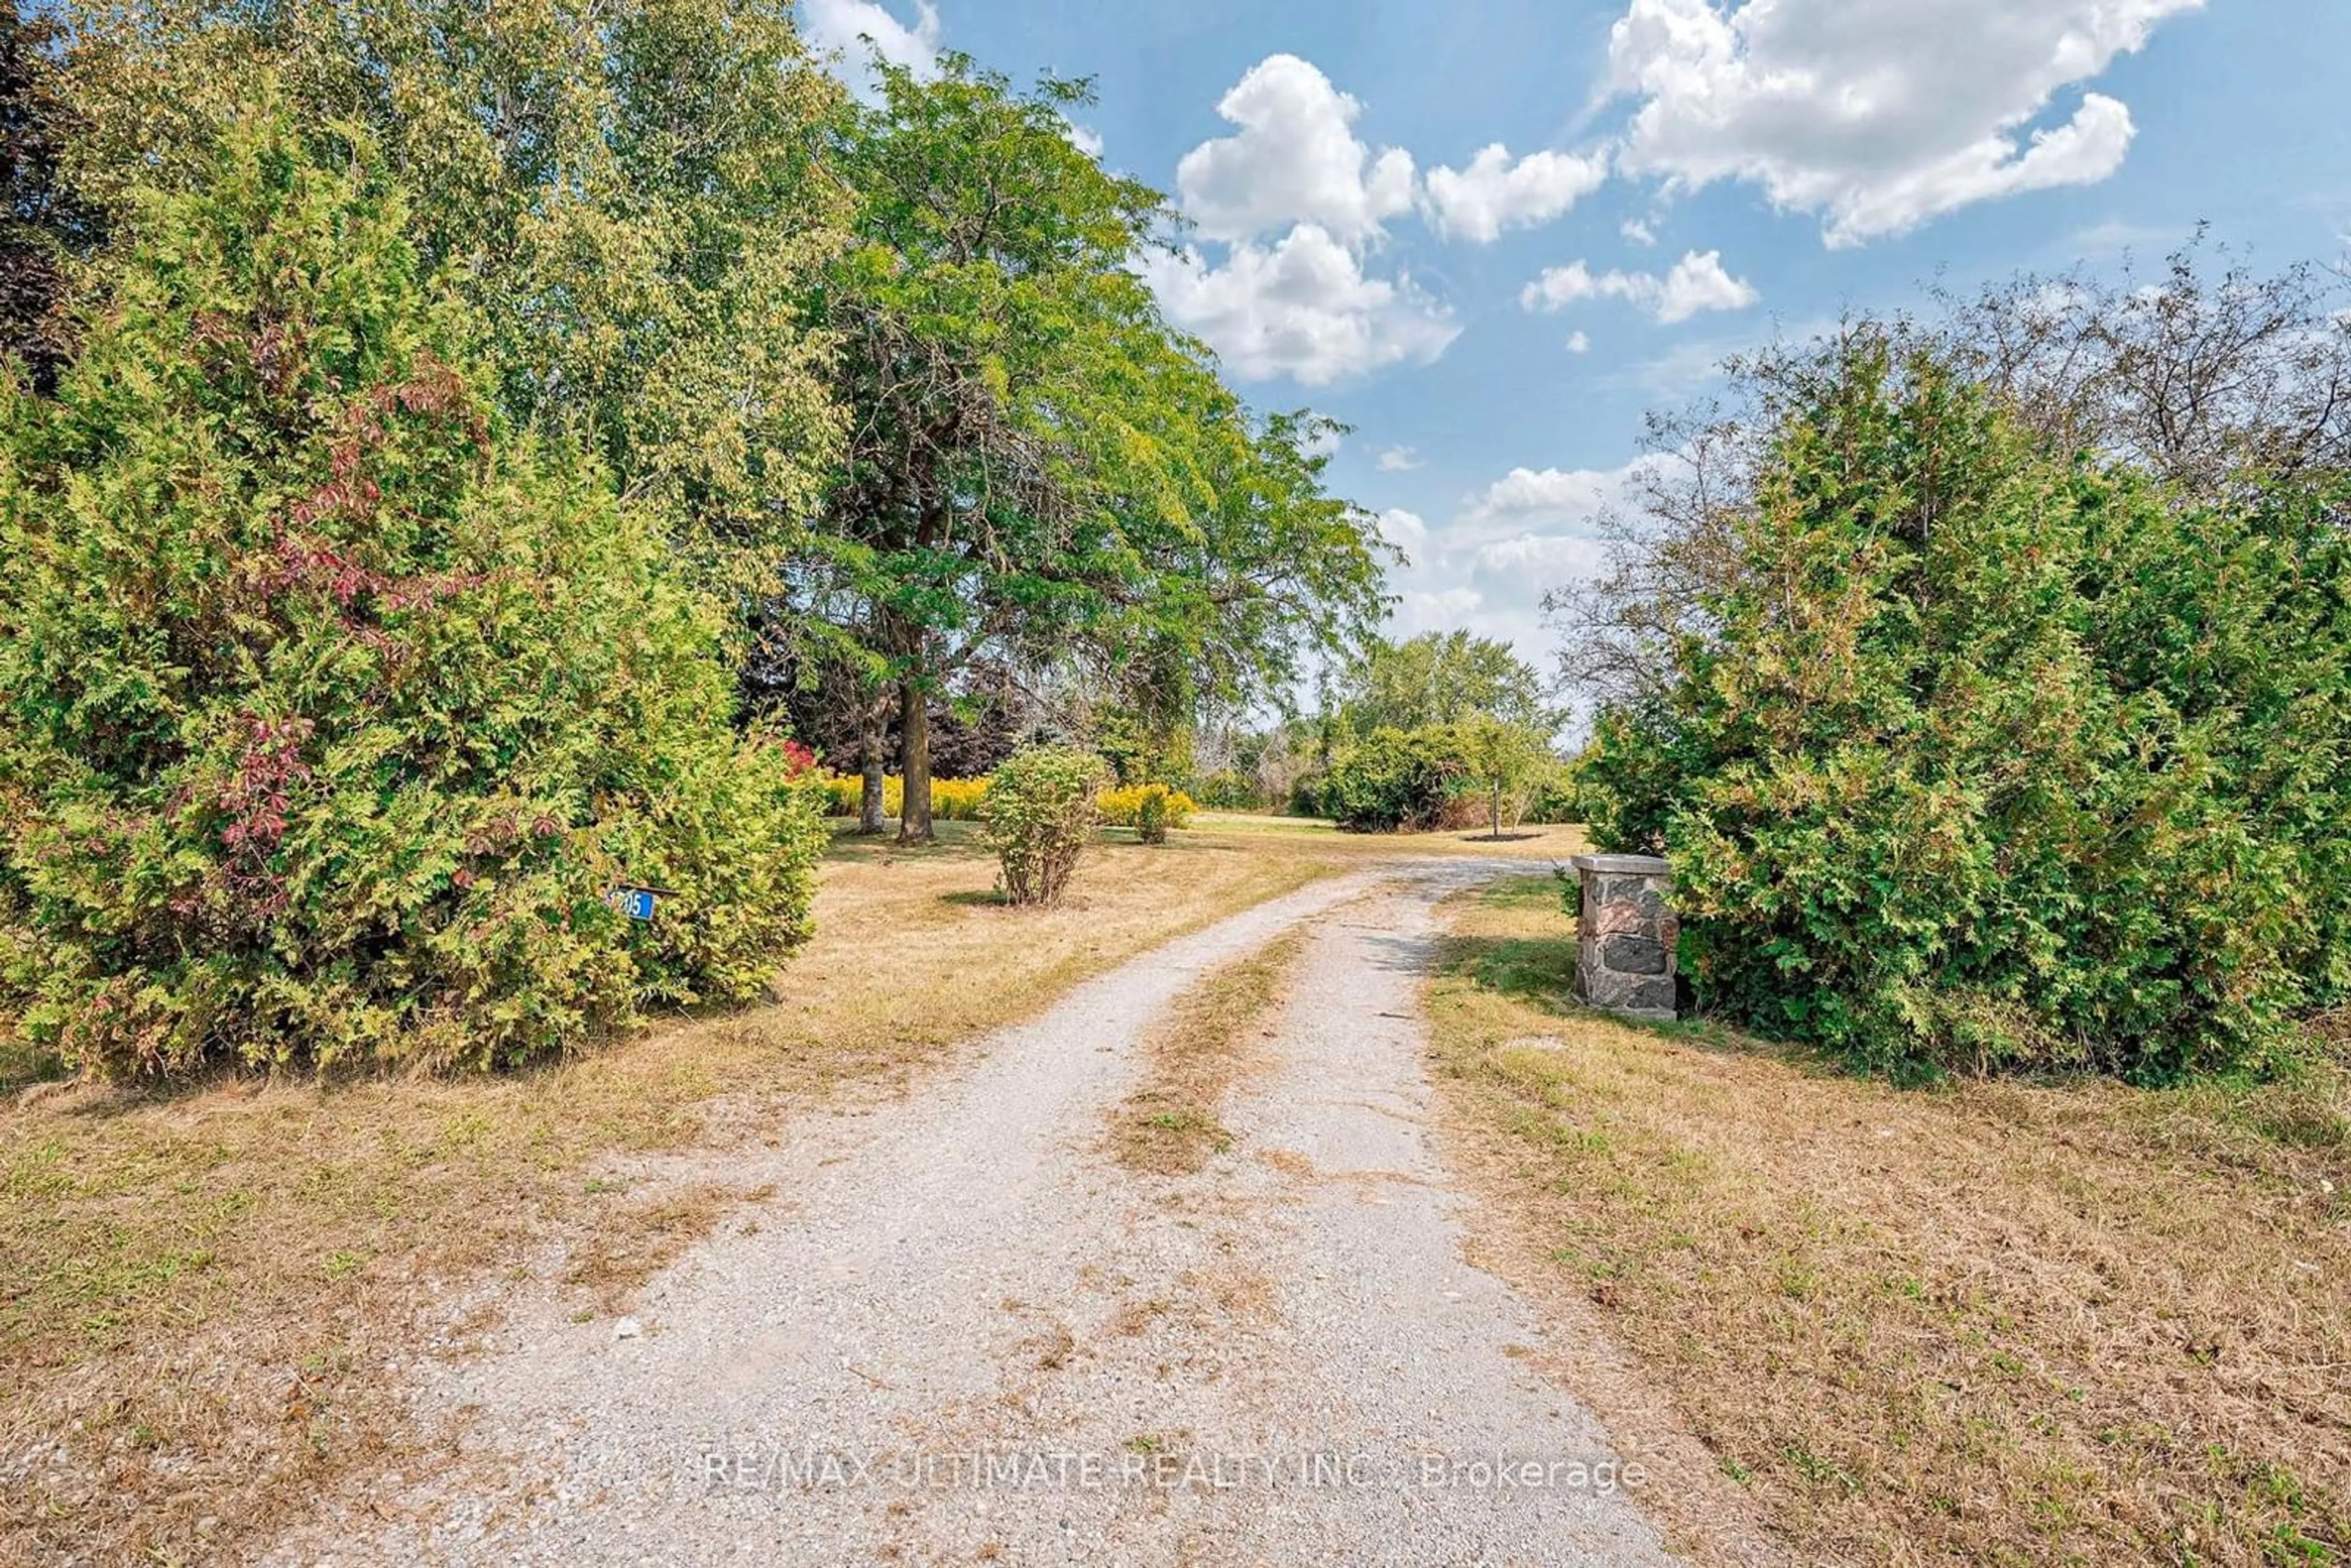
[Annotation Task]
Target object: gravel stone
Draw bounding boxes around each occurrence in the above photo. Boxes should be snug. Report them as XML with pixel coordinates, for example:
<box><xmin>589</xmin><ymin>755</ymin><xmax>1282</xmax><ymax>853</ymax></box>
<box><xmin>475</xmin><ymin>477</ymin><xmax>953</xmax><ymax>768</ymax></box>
<box><xmin>263</xmin><ymin>863</ymin><xmax>1676</xmax><ymax>1566</ymax></box>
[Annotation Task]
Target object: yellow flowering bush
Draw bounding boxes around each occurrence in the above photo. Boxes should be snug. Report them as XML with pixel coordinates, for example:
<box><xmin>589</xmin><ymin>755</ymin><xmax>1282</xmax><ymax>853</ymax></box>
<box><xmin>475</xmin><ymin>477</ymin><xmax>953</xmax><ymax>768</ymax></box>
<box><xmin>816</xmin><ymin>774</ymin><xmax>1194</xmax><ymax>836</ymax></box>
<box><xmin>816</xmin><ymin>775</ymin><xmax>989</xmax><ymax>820</ymax></box>
<box><xmin>1096</xmin><ymin>784</ymin><xmax>1196</xmax><ymax>837</ymax></box>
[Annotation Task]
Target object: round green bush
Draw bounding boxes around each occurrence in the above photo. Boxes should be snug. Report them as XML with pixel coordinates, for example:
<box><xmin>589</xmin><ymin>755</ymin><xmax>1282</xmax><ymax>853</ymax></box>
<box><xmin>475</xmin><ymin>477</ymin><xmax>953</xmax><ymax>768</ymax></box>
<box><xmin>980</xmin><ymin>746</ymin><xmax>1101</xmax><ymax>906</ymax></box>
<box><xmin>1320</xmin><ymin>726</ymin><xmax>1479</xmax><ymax>833</ymax></box>
<box><xmin>0</xmin><ymin>107</ymin><xmax>828</xmax><ymax>1076</ymax></box>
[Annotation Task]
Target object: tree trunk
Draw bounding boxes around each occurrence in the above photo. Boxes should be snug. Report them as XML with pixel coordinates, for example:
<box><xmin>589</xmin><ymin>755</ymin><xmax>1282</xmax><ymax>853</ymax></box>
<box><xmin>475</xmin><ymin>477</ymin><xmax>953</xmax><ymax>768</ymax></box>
<box><xmin>898</xmin><ymin>676</ymin><xmax>934</xmax><ymax>844</ymax></box>
<box><xmin>855</xmin><ymin>707</ymin><xmax>887</xmax><ymax>836</ymax></box>
<box><xmin>1490</xmin><ymin>781</ymin><xmax>1504</xmax><ymax>841</ymax></box>
<box><xmin>894</xmin><ymin>493</ymin><xmax>947</xmax><ymax>846</ymax></box>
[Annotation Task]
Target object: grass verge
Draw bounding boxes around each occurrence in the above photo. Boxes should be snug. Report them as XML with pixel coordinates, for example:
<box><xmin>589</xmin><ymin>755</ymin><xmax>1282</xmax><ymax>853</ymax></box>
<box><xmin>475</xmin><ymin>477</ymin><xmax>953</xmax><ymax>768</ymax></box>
<box><xmin>1107</xmin><ymin>930</ymin><xmax>1307</xmax><ymax>1175</ymax></box>
<box><xmin>1190</xmin><ymin>812</ymin><xmax>1586</xmax><ymax>860</ymax></box>
<box><xmin>1427</xmin><ymin>875</ymin><xmax>2350</xmax><ymax>1568</ymax></box>
<box><xmin>0</xmin><ymin>826</ymin><xmax>1342</xmax><ymax>1566</ymax></box>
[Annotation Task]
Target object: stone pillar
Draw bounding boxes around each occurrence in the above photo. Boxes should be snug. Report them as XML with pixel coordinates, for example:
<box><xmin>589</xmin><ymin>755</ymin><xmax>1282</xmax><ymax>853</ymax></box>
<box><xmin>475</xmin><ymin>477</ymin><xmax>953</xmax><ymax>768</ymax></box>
<box><xmin>1572</xmin><ymin>853</ymin><xmax>1678</xmax><ymax>1022</ymax></box>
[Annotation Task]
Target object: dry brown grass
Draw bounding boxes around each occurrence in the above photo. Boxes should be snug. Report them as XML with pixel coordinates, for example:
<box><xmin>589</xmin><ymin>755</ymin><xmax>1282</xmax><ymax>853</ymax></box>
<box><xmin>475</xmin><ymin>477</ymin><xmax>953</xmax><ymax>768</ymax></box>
<box><xmin>1427</xmin><ymin>876</ymin><xmax>2351</xmax><ymax>1568</ymax></box>
<box><xmin>1106</xmin><ymin>930</ymin><xmax>1306</xmax><ymax>1176</ymax></box>
<box><xmin>0</xmin><ymin>825</ymin><xmax>1346</xmax><ymax>1566</ymax></box>
<box><xmin>558</xmin><ymin>1180</ymin><xmax>771</xmax><ymax>1312</ymax></box>
<box><xmin>1188</xmin><ymin>811</ymin><xmax>1588</xmax><ymax>862</ymax></box>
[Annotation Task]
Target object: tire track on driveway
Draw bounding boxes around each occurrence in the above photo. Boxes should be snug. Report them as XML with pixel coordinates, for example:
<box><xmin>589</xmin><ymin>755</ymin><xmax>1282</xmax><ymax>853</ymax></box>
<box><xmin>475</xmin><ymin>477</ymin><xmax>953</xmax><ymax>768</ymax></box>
<box><xmin>268</xmin><ymin>860</ymin><xmax>1676</xmax><ymax>1567</ymax></box>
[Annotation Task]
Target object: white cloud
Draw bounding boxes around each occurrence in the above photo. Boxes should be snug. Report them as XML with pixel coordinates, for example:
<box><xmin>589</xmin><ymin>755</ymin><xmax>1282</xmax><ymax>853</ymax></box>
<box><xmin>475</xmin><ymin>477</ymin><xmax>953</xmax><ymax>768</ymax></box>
<box><xmin>1565</xmin><ymin>330</ymin><xmax>1592</xmax><ymax>354</ymax></box>
<box><xmin>1175</xmin><ymin>54</ymin><xmax>1417</xmax><ymax>244</ymax></box>
<box><xmin>1461</xmin><ymin>460</ymin><xmax>1657</xmax><ymax>534</ymax></box>
<box><xmin>1621</xmin><ymin>217</ymin><xmax>1657</xmax><ymax>247</ymax></box>
<box><xmin>1380</xmin><ymin>507</ymin><xmax>1430</xmax><ymax>550</ymax></box>
<box><xmin>1381</xmin><ymin>453</ymin><xmax>1664</xmax><ymax>656</ymax></box>
<box><xmin>1655</xmin><ymin>250</ymin><xmax>1763</xmax><ymax>321</ymax></box>
<box><xmin>1391</xmin><ymin>585</ymin><xmax>1491</xmax><ymax>642</ymax></box>
<box><xmin>1422</xmin><ymin>144</ymin><xmax>1608</xmax><ymax>244</ymax></box>
<box><xmin>1302</xmin><ymin>424</ymin><xmax>1344</xmax><ymax>460</ymax></box>
<box><xmin>1376</xmin><ymin>446</ymin><xmax>1425</xmax><ymax>472</ymax></box>
<box><xmin>1521</xmin><ymin>262</ymin><xmax>1607</xmax><ymax>313</ymax></box>
<box><xmin>1065</xmin><ymin>121</ymin><xmax>1105</xmax><ymax>159</ymax></box>
<box><xmin>801</xmin><ymin>0</ymin><xmax>940</xmax><ymax>77</ymax></box>
<box><xmin>1605</xmin><ymin>0</ymin><xmax>2202</xmax><ymax>246</ymax></box>
<box><xmin>1154</xmin><ymin>56</ymin><xmax>1464</xmax><ymax>386</ymax></box>
<box><xmin>1142</xmin><ymin>224</ymin><xmax>1460</xmax><ymax>386</ymax></box>
<box><xmin>1469</xmin><ymin>531</ymin><xmax>1611</xmax><ymax>587</ymax></box>
<box><xmin>1520</xmin><ymin>249</ymin><xmax>1758</xmax><ymax>323</ymax></box>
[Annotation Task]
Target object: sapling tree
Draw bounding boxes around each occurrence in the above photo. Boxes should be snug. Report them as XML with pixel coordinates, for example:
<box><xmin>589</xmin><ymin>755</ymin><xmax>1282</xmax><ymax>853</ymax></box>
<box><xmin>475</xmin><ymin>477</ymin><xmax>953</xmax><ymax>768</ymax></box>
<box><xmin>1458</xmin><ymin>715</ymin><xmax>1556</xmax><ymax>841</ymax></box>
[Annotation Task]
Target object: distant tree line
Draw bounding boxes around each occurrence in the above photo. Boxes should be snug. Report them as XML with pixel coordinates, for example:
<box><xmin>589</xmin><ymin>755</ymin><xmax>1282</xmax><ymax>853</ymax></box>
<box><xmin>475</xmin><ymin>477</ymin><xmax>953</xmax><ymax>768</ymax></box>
<box><xmin>1295</xmin><ymin>631</ymin><xmax>1569</xmax><ymax>837</ymax></box>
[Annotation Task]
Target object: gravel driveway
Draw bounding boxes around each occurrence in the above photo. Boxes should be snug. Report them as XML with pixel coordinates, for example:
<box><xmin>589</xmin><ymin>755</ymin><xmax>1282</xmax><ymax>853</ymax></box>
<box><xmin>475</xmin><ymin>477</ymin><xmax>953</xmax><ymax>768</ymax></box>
<box><xmin>269</xmin><ymin>863</ymin><xmax>1676</xmax><ymax>1567</ymax></box>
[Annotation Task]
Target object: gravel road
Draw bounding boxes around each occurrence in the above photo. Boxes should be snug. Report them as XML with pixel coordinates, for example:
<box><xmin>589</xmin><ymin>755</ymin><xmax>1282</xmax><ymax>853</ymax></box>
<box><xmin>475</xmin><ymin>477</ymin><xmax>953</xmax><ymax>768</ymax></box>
<box><xmin>268</xmin><ymin>863</ymin><xmax>1676</xmax><ymax>1567</ymax></box>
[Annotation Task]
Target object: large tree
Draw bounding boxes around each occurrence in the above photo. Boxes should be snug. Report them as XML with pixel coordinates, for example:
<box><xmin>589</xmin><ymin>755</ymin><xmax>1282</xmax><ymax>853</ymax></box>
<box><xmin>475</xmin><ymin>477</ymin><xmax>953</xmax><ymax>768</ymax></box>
<box><xmin>1571</xmin><ymin>326</ymin><xmax>2351</xmax><ymax>1081</ymax></box>
<box><xmin>808</xmin><ymin>54</ymin><xmax>1386</xmax><ymax>840</ymax></box>
<box><xmin>0</xmin><ymin>103</ymin><xmax>829</xmax><ymax>1076</ymax></box>
<box><xmin>1548</xmin><ymin>239</ymin><xmax>2351</xmax><ymax>713</ymax></box>
<box><xmin>1</xmin><ymin>2</ymin><xmax>103</xmax><ymax>391</ymax></box>
<box><xmin>61</xmin><ymin>0</ymin><xmax>846</xmax><ymax>590</ymax></box>
<box><xmin>1340</xmin><ymin>630</ymin><xmax>1561</xmax><ymax>738</ymax></box>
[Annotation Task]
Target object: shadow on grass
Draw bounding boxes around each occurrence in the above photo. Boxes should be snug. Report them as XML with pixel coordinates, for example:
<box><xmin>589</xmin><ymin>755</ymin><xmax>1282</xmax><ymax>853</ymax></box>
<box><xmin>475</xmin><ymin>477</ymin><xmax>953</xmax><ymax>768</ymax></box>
<box><xmin>1442</xmin><ymin>878</ymin><xmax>2351</xmax><ymax>1174</ymax></box>
<box><xmin>1</xmin><ymin>1033</ymin><xmax>69</xmax><ymax>1097</ymax></box>
<box><xmin>938</xmin><ymin>889</ymin><xmax>1009</xmax><ymax>909</ymax></box>
<box><xmin>822</xmin><ymin>819</ymin><xmax>988</xmax><ymax>861</ymax></box>
<box><xmin>1433</xmin><ymin>933</ymin><xmax>1576</xmax><ymax>1009</ymax></box>
<box><xmin>1433</xmin><ymin>874</ymin><xmax>1576</xmax><ymax>994</ymax></box>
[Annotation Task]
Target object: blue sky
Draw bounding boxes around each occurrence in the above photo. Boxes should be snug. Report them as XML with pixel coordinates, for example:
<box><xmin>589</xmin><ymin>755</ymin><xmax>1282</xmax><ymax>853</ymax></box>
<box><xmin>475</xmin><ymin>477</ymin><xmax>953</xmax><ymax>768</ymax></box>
<box><xmin>804</xmin><ymin>0</ymin><xmax>2351</xmax><ymax>663</ymax></box>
